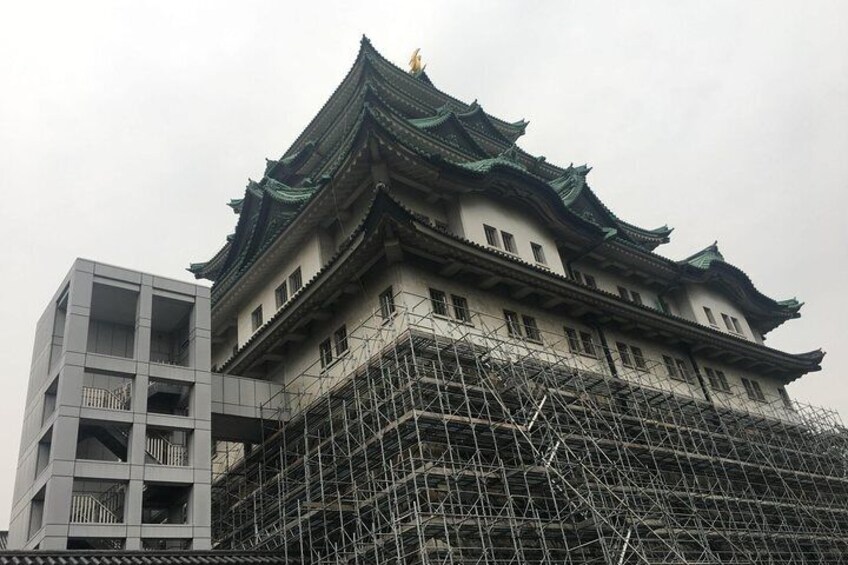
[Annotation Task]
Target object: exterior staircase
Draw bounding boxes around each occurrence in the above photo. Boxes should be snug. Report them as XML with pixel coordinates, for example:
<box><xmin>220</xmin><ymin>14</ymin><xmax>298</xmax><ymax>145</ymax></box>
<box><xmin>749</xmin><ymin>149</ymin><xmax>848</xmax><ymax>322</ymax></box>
<box><xmin>70</xmin><ymin>483</ymin><xmax>125</xmax><ymax>524</ymax></box>
<box><xmin>81</xmin><ymin>382</ymin><xmax>131</xmax><ymax>411</ymax></box>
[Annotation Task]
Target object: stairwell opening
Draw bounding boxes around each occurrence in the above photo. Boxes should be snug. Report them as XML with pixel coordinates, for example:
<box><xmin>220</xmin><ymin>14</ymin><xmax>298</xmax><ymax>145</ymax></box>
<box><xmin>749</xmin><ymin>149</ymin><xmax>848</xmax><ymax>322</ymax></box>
<box><xmin>81</xmin><ymin>370</ymin><xmax>133</xmax><ymax>411</ymax></box>
<box><xmin>142</xmin><ymin>482</ymin><xmax>191</xmax><ymax>524</ymax></box>
<box><xmin>70</xmin><ymin>479</ymin><xmax>126</xmax><ymax>524</ymax></box>
<box><xmin>150</xmin><ymin>295</ymin><xmax>193</xmax><ymax>367</ymax></box>
<box><xmin>147</xmin><ymin>378</ymin><xmax>191</xmax><ymax>416</ymax></box>
<box><xmin>86</xmin><ymin>283</ymin><xmax>138</xmax><ymax>359</ymax></box>
<box><xmin>75</xmin><ymin>419</ymin><xmax>131</xmax><ymax>463</ymax></box>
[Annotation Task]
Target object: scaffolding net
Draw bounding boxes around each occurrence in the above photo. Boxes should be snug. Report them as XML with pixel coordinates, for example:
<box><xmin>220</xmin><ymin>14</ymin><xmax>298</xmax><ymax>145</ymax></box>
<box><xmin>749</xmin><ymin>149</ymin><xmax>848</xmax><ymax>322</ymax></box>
<box><xmin>211</xmin><ymin>292</ymin><xmax>848</xmax><ymax>564</ymax></box>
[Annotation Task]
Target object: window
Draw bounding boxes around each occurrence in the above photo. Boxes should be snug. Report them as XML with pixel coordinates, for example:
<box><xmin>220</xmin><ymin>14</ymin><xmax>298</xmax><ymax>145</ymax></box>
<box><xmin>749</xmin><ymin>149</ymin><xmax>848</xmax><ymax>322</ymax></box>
<box><xmin>572</xmin><ymin>270</ymin><xmax>598</xmax><ymax>289</ymax></box>
<box><xmin>663</xmin><ymin>355</ymin><xmax>691</xmax><ymax>382</ymax></box>
<box><xmin>721</xmin><ymin>313</ymin><xmax>734</xmax><ymax>332</ymax></box>
<box><xmin>334</xmin><ymin>325</ymin><xmax>348</xmax><ymax>356</ymax></box>
<box><xmin>275</xmin><ymin>281</ymin><xmax>288</xmax><ymax>309</ymax></box>
<box><xmin>251</xmin><ymin>306</ymin><xmax>263</xmax><ymax>332</ymax></box>
<box><xmin>319</xmin><ymin>339</ymin><xmax>333</xmax><ymax>369</ymax></box>
<box><xmin>565</xmin><ymin>327</ymin><xmax>580</xmax><ymax>353</ymax></box>
<box><xmin>451</xmin><ymin>295</ymin><xmax>471</xmax><ymax>323</ymax></box>
<box><xmin>730</xmin><ymin>316</ymin><xmax>744</xmax><ymax>335</ymax></box>
<box><xmin>484</xmin><ymin>224</ymin><xmax>500</xmax><ymax>248</ymax></box>
<box><xmin>618</xmin><ymin>286</ymin><xmax>643</xmax><ymax>305</ymax></box>
<box><xmin>429</xmin><ymin>289</ymin><xmax>448</xmax><ymax>317</ymax></box>
<box><xmin>564</xmin><ymin>327</ymin><xmax>596</xmax><ymax>357</ymax></box>
<box><xmin>531</xmin><ymin>242</ymin><xmax>546</xmax><ymax>265</ymax></box>
<box><xmin>289</xmin><ymin>267</ymin><xmax>303</xmax><ymax>294</ymax></box>
<box><xmin>579</xmin><ymin>332</ymin><xmax>596</xmax><ymax>357</ymax></box>
<box><xmin>504</xmin><ymin>310</ymin><xmax>521</xmax><ymax>337</ymax></box>
<box><xmin>616</xmin><ymin>342</ymin><xmax>632</xmax><ymax>367</ymax></box>
<box><xmin>741</xmin><ymin>378</ymin><xmax>766</xmax><ymax>402</ymax></box>
<box><xmin>778</xmin><ymin>387</ymin><xmax>793</xmax><ymax>410</ymax></box>
<box><xmin>501</xmin><ymin>231</ymin><xmax>517</xmax><ymax>254</ymax></box>
<box><xmin>704</xmin><ymin>367</ymin><xmax>730</xmax><ymax>392</ymax></box>
<box><xmin>631</xmin><ymin>346</ymin><xmax>647</xmax><ymax>370</ymax></box>
<box><xmin>703</xmin><ymin>307</ymin><xmax>717</xmax><ymax>326</ymax></box>
<box><xmin>434</xmin><ymin>219</ymin><xmax>449</xmax><ymax>231</ymax></box>
<box><xmin>379</xmin><ymin>287</ymin><xmax>395</xmax><ymax>321</ymax></box>
<box><xmin>522</xmin><ymin>315</ymin><xmax>542</xmax><ymax>342</ymax></box>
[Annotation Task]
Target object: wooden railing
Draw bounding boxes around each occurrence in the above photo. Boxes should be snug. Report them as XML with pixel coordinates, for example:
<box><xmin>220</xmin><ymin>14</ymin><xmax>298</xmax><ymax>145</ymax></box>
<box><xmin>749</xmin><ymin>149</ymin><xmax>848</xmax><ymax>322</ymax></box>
<box><xmin>81</xmin><ymin>383</ymin><xmax>131</xmax><ymax>411</ymax></box>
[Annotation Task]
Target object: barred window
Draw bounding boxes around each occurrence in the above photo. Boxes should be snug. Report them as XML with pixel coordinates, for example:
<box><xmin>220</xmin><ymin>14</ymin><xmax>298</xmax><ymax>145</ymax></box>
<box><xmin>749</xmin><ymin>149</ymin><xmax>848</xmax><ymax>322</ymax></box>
<box><xmin>379</xmin><ymin>287</ymin><xmax>395</xmax><ymax>321</ymax></box>
<box><xmin>429</xmin><ymin>289</ymin><xmax>448</xmax><ymax>317</ymax></box>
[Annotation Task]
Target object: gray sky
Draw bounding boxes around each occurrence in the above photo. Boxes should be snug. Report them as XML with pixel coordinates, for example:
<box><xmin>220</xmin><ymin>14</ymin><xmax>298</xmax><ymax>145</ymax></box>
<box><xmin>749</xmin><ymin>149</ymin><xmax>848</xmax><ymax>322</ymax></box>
<box><xmin>0</xmin><ymin>1</ymin><xmax>846</xmax><ymax>528</ymax></box>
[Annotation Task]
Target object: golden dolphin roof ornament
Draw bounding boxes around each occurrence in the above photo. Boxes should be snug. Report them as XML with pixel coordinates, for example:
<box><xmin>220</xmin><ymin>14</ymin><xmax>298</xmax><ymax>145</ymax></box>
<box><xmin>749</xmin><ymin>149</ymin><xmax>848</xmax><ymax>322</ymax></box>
<box><xmin>408</xmin><ymin>48</ymin><xmax>425</xmax><ymax>75</ymax></box>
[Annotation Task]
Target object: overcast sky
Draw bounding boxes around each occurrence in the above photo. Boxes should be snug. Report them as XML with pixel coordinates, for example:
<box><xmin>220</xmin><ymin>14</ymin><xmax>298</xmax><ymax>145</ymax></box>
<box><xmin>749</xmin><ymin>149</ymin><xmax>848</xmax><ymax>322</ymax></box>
<box><xmin>0</xmin><ymin>1</ymin><xmax>846</xmax><ymax>529</ymax></box>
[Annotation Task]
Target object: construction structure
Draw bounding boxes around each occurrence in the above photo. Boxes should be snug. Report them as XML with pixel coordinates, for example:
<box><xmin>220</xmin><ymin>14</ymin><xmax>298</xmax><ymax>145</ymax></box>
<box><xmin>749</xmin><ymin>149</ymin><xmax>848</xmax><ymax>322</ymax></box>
<box><xmin>7</xmin><ymin>38</ymin><xmax>848</xmax><ymax>563</ymax></box>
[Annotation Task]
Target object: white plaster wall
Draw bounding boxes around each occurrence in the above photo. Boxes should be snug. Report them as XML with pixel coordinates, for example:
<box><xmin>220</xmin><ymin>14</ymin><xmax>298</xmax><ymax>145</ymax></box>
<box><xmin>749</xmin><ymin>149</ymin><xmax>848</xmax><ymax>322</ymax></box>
<box><xmin>457</xmin><ymin>193</ymin><xmax>566</xmax><ymax>276</ymax></box>
<box><xmin>693</xmin><ymin>355</ymin><xmax>796</xmax><ymax>421</ymax></box>
<box><xmin>683</xmin><ymin>284</ymin><xmax>759</xmax><ymax>343</ymax></box>
<box><xmin>570</xmin><ymin>261</ymin><xmax>668</xmax><ymax>313</ymax></box>
<box><xmin>269</xmin><ymin>265</ymin><xmax>405</xmax><ymax>406</ymax></box>
<box><xmin>602</xmin><ymin>328</ymin><xmax>706</xmax><ymax>400</ymax></box>
<box><xmin>236</xmin><ymin>233</ymin><xmax>323</xmax><ymax>348</ymax></box>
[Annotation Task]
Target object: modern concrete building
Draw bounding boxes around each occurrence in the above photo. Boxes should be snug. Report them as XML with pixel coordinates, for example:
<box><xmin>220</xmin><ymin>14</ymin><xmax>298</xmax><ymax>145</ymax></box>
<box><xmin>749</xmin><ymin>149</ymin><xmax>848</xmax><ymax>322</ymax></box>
<box><xmin>6</xmin><ymin>38</ymin><xmax>848</xmax><ymax>563</ymax></box>
<box><xmin>9</xmin><ymin>260</ymin><xmax>214</xmax><ymax>550</ymax></box>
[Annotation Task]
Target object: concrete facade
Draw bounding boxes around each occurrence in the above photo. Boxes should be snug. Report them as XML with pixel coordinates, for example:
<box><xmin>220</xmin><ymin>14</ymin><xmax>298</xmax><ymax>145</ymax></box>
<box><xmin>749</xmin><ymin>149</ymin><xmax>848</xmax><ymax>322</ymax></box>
<box><xmin>9</xmin><ymin>260</ymin><xmax>213</xmax><ymax>551</ymax></box>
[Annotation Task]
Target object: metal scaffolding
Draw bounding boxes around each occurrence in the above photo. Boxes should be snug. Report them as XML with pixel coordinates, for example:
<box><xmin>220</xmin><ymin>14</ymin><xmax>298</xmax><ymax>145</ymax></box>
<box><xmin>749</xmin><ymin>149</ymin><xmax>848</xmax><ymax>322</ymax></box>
<box><xmin>211</xmin><ymin>292</ymin><xmax>848</xmax><ymax>563</ymax></box>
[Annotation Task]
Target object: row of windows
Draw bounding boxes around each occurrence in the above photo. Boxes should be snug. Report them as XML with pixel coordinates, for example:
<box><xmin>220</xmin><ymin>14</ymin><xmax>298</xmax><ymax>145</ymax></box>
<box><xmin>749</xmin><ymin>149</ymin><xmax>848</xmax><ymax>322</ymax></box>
<box><xmin>703</xmin><ymin>306</ymin><xmax>745</xmax><ymax>337</ymax></box>
<box><xmin>319</xmin><ymin>325</ymin><xmax>348</xmax><ymax>369</ymax></box>
<box><xmin>505</xmin><ymin>310</ymin><xmax>542</xmax><ymax>342</ymax></box>
<box><xmin>250</xmin><ymin>267</ymin><xmax>304</xmax><ymax>333</ymax></box>
<box><xmin>483</xmin><ymin>224</ymin><xmax>548</xmax><ymax>266</ymax></box>
<box><xmin>617</xmin><ymin>286</ymin><xmax>644</xmax><ymax>306</ymax></box>
<box><xmin>430</xmin><ymin>288</ymin><xmax>471</xmax><ymax>323</ymax></box>
<box><xmin>571</xmin><ymin>269</ymin><xmax>598</xmax><ymax>289</ymax></box>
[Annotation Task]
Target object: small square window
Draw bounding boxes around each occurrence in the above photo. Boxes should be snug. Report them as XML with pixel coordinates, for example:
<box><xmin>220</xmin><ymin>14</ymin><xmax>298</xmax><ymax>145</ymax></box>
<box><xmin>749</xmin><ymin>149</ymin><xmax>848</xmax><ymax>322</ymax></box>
<box><xmin>274</xmin><ymin>281</ymin><xmax>288</xmax><ymax>309</ymax></box>
<box><xmin>584</xmin><ymin>274</ymin><xmax>597</xmax><ymax>289</ymax></box>
<box><xmin>334</xmin><ymin>325</ymin><xmax>348</xmax><ymax>356</ymax></box>
<box><xmin>703</xmin><ymin>307</ymin><xmax>717</xmax><ymax>326</ymax></box>
<box><xmin>379</xmin><ymin>287</ymin><xmax>395</xmax><ymax>321</ymax></box>
<box><xmin>434</xmin><ymin>220</ymin><xmax>449</xmax><ymax>231</ymax></box>
<box><xmin>250</xmin><ymin>306</ymin><xmax>263</xmax><ymax>332</ymax></box>
<box><xmin>484</xmin><ymin>225</ymin><xmax>500</xmax><ymax>248</ymax></box>
<box><xmin>501</xmin><ymin>231</ymin><xmax>517</xmax><ymax>254</ymax></box>
<box><xmin>430</xmin><ymin>289</ymin><xmax>448</xmax><ymax>317</ymax></box>
<box><xmin>631</xmin><ymin>292</ymin><xmax>643</xmax><ymax>306</ymax></box>
<box><xmin>451</xmin><ymin>295</ymin><xmax>471</xmax><ymax>324</ymax></box>
<box><xmin>289</xmin><ymin>267</ymin><xmax>303</xmax><ymax>294</ymax></box>
<box><xmin>531</xmin><ymin>242</ymin><xmax>546</xmax><ymax>265</ymax></box>
<box><xmin>617</xmin><ymin>287</ymin><xmax>631</xmax><ymax>301</ymax></box>
<box><xmin>319</xmin><ymin>339</ymin><xmax>333</xmax><ymax>369</ymax></box>
<box><xmin>522</xmin><ymin>315</ymin><xmax>541</xmax><ymax>342</ymax></box>
<box><xmin>504</xmin><ymin>310</ymin><xmax>521</xmax><ymax>337</ymax></box>
<box><xmin>721</xmin><ymin>313</ymin><xmax>734</xmax><ymax>332</ymax></box>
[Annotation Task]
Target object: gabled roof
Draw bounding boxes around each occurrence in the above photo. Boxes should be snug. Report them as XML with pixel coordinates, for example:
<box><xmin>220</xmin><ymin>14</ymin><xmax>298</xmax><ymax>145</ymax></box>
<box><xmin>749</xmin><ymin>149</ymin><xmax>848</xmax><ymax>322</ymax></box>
<box><xmin>678</xmin><ymin>242</ymin><xmax>804</xmax><ymax>333</ymax></box>
<box><xmin>222</xmin><ymin>188</ymin><xmax>822</xmax><ymax>380</ymax></box>
<box><xmin>191</xmin><ymin>38</ymin><xmax>673</xmax><ymax>293</ymax></box>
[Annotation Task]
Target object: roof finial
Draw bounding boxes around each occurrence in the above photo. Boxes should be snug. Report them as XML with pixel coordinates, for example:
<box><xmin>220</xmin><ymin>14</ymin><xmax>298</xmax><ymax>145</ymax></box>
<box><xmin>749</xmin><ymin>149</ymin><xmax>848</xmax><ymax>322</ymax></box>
<box><xmin>409</xmin><ymin>48</ymin><xmax>426</xmax><ymax>75</ymax></box>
